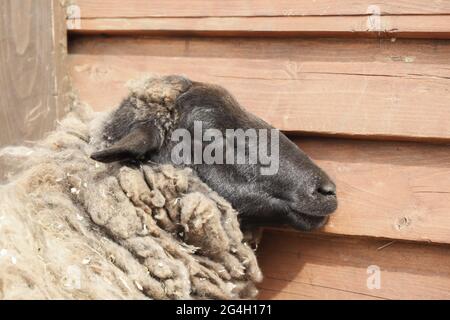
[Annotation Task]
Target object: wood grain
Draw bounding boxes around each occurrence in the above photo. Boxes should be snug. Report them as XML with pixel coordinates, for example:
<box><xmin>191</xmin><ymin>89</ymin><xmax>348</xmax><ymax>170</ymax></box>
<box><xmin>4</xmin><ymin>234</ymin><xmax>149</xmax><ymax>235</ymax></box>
<box><xmin>0</xmin><ymin>0</ymin><xmax>69</xmax><ymax>147</ymax></box>
<box><xmin>69</xmin><ymin>0</ymin><xmax>450</xmax><ymax>38</ymax></box>
<box><xmin>69</xmin><ymin>36</ymin><xmax>450</xmax><ymax>141</ymax></box>
<box><xmin>73</xmin><ymin>0</ymin><xmax>450</xmax><ymax>17</ymax></box>
<box><xmin>296</xmin><ymin>137</ymin><xmax>450</xmax><ymax>244</ymax></box>
<box><xmin>257</xmin><ymin>230</ymin><xmax>450</xmax><ymax>299</ymax></box>
<box><xmin>68</xmin><ymin>15</ymin><xmax>450</xmax><ymax>39</ymax></box>
<box><xmin>258</xmin><ymin>278</ymin><xmax>382</xmax><ymax>300</ymax></box>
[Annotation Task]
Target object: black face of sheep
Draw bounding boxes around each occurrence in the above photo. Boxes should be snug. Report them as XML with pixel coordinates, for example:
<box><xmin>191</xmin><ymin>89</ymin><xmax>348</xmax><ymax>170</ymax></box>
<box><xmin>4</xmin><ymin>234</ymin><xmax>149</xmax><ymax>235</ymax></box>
<box><xmin>91</xmin><ymin>75</ymin><xmax>337</xmax><ymax>231</ymax></box>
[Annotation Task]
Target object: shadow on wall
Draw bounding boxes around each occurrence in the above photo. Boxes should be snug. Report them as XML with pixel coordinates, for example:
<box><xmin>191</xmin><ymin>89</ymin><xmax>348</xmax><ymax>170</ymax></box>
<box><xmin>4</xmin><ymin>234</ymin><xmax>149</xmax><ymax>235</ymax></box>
<box><xmin>256</xmin><ymin>229</ymin><xmax>306</xmax><ymax>300</ymax></box>
<box><xmin>255</xmin><ymin>229</ymin><xmax>450</xmax><ymax>300</ymax></box>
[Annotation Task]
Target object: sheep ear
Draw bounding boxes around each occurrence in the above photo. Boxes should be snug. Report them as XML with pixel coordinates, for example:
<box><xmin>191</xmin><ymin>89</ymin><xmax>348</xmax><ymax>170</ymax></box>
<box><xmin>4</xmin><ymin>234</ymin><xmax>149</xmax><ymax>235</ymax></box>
<box><xmin>91</xmin><ymin>125</ymin><xmax>161</xmax><ymax>163</ymax></box>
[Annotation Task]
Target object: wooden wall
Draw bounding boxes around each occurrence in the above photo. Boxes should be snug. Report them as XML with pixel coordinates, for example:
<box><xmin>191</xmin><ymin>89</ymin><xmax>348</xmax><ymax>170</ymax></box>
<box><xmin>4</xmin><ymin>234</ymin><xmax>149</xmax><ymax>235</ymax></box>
<box><xmin>0</xmin><ymin>0</ymin><xmax>69</xmax><ymax>147</ymax></box>
<box><xmin>66</xmin><ymin>0</ymin><xmax>450</xmax><ymax>299</ymax></box>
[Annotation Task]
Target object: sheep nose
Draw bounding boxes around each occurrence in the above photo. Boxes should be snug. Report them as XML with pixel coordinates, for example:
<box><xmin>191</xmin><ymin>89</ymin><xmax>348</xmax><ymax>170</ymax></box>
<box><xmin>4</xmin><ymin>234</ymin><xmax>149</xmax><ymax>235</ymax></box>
<box><xmin>317</xmin><ymin>181</ymin><xmax>336</xmax><ymax>197</ymax></box>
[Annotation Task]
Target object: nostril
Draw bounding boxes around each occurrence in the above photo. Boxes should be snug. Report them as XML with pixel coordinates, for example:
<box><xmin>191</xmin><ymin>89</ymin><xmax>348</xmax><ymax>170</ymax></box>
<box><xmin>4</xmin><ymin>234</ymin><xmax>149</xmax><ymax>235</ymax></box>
<box><xmin>317</xmin><ymin>182</ymin><xmax>336</xmax><ymax>197</ymax></box>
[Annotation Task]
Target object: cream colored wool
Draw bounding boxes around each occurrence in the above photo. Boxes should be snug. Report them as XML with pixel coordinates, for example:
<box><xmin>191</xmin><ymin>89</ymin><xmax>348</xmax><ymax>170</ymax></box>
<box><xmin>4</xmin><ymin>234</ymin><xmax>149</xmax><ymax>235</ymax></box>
<box><xmin>0</xmin><ymin>96</ymin><xmax>262</xmax><ymax>299</ymax></box>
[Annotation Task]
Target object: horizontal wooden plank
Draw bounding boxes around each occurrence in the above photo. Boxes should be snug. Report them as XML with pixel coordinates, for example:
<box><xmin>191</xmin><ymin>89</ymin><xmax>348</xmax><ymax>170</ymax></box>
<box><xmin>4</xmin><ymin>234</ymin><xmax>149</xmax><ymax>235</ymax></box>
<box><xmin>68</xmin><ymin>15</ymin><xmax>450</xmax><ymax>39</ymax></box>
<box><xmin>69</xmin><ymin>0</ymin><xmax>450</xmax><ymax>38</ymax></box>
<box><xmin>0</xmin><ymin>0</ymin><xmax>68</xmax><ymax>147</ymax></box>
<box><xmin>258</xmin><ymin>277</ymin><xmax>382</xmax><ymax>300</ymax></box>
<box><xmin>72</xmin><ymin>0</ymin><xmax>450</xmax><ymax>17</ymax></box>
<box><xmin>69</xmin><ymin>36</ymin><xmax>450</xmax><ymax>141</ymax></box>
<box><xmin>297</xmin><ymin>137</ymin><xmax>450</xmax><ymax>244</ymax></box>
<box><xmin>257</xmin><ymin>230</ymin><xmax>450</xmax><ymax>299</ymax></box>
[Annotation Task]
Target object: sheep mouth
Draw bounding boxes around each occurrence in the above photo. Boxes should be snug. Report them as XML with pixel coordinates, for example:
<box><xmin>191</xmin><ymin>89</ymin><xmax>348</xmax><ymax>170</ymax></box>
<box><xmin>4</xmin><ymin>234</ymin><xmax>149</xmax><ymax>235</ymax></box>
<box><xmin>286</xmin><ymin>210</ymin><xmax>331</xmax><ymax>231</ymax></box>
<box><xmin>289</xmin><ymin>196</ymin><xmax>338</xmax><ymax>218</ymax></box>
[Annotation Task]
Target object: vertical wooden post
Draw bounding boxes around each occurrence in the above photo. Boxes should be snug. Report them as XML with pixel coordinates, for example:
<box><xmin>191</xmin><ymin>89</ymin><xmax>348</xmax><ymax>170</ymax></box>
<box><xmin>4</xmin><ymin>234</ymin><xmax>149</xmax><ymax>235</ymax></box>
<box><xmin>0</xmin><ymin>0</ymin><xmax>69</xmax><ymax>147</ymax></box>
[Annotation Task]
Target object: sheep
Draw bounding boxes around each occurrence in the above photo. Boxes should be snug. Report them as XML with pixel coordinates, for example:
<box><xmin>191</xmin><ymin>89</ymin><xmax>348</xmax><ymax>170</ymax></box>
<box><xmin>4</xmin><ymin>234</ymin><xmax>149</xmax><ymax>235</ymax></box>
<box><xmin>92</xmin><ymin>75</ymin><xmax>338</xmax><ymax>231</ymax></box>
<box><xmin>0</xmin><ymin>96</ymin><xmax>262</xmax><ymax>299</ymax></box>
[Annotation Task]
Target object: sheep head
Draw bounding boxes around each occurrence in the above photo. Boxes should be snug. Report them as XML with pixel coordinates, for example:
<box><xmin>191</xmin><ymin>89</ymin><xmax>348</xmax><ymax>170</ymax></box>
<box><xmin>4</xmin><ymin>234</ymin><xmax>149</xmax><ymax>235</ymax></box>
<box><xmin>91</xmin><ymin>75</ymin><xmax>337</xmax><ymax>231</ymax></box>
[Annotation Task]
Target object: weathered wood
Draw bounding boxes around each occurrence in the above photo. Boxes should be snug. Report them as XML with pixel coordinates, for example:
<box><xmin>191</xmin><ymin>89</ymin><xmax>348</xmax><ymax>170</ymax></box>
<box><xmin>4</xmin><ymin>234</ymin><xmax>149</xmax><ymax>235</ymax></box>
<box><xmin>0</xmin><ymin>0</ymin><xmax>69</xmax><ymax>147</ymax></box>
<box><xmin>69</xmin><ymin>0</ymin><xmax>450</xmax><ymax>38</ymax></box>
<box><xmin>296</xmin><ymin>137</ymin><xmax>450</xmax><ymax>244</ymax></box>
<box><xmin>257</xmin><ymin>230</ymin><xmax>450</xmax><ymax>299</ymax></box>
<box><xmin>258</xmin><ymin>278</ymin><xmax>382</xmax><ymax>300</ymax></box>
<box><xmin>72</xmin><ymin>0</ymin><xmax>450</xmax><ymax>17</ymax></box>
<box><xmin>69</xmin><ymin>36</ymin><xmax>450</xmax><ymax>141</ymax></box>
<box><xmin>68</xmin><ymin>15</ymin><xmax>450</xmax><ymax>39</ymax></box>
